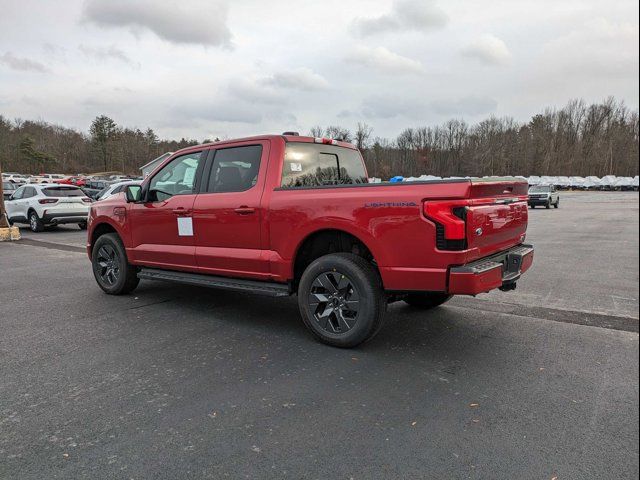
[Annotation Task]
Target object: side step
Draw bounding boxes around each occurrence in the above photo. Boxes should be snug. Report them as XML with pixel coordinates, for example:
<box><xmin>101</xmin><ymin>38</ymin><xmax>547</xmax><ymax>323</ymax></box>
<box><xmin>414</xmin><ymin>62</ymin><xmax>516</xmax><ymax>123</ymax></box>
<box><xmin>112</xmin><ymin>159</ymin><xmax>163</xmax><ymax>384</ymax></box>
<box><xmin>138</xmin><ymin>268</ymin><xmax>291</xmax><ymax>297</ymax></box>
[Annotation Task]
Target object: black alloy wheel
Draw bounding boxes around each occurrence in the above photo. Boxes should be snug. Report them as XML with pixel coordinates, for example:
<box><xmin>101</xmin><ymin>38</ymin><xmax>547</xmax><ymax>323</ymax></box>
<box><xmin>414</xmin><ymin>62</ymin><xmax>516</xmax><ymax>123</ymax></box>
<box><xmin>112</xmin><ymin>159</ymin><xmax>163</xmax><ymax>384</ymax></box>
<box><xmin>309</xmin><ymin>271</ymin><xmax>360</xmax><ymax>334</ymax></box>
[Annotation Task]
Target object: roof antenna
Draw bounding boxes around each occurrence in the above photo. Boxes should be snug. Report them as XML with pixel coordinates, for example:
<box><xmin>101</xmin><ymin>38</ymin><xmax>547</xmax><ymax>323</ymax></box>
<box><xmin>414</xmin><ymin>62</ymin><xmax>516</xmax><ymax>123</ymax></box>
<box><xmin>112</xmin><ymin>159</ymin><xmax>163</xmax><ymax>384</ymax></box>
<box><xmin>282</xmin><ymin>131</ymin><xmax>299</xmax><ymax>136</ymax></box>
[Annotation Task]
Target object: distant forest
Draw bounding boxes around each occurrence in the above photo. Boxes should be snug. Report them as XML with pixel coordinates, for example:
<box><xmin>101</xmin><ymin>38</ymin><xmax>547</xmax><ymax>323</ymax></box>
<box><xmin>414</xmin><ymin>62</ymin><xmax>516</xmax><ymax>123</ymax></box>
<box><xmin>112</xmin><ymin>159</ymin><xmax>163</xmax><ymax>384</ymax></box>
<box><xmin>0</xmin><ymin>97</ymin><xmax>638</xmax><ymax>178</ymax></box>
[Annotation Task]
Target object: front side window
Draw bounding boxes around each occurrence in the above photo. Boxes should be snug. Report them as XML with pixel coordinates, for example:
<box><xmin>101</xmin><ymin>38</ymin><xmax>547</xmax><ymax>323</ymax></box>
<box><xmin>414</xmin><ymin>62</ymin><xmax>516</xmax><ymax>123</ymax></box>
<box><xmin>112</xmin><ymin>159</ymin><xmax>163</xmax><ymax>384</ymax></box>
<box><xmin>23</xmin><ymin>187</ymin><xmax>37</xmax><ymax>198</ymax></box>
<box><xmin>149</xmin><ymin>151</ymin><xmax>203</xmax><ymax>200</ymax></box>
<box><xmin>281</xmin><ymin>143</ymin><xmax>368</xmax><ymax>188</ymax></box>
<box><xmin>206</xmin><ymin>145</ymin><xmax>262</xmax><ymax>193</ymax></box>
<box><xmin>11</xmin><ymin>186</ymin><xmax>25</xmax><ymax>199</ymax></box>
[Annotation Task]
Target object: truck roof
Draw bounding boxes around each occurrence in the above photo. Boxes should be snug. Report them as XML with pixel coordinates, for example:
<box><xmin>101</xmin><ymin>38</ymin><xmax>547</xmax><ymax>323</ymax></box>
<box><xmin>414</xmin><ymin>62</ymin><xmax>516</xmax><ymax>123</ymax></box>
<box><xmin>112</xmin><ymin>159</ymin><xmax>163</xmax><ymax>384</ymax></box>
<box><xmin>196</xmin><ymin>134</ymin><xmax>358</xmax><ymax>152</ymax></box>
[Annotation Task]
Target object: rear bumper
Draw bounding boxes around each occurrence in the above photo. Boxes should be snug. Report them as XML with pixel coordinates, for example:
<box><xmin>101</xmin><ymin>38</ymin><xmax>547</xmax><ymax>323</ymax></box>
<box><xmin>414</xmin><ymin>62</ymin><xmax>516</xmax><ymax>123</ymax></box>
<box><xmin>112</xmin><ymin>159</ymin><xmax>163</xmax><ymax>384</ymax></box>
<box><xmin>42</xmin><ymin>212</ymin><xmax>88</xmax><ymax>225</ymax></box>
<box><xmin>448</xmin><ymin>244</ymin><xmax>534</xmax><ymax>295</ymax></box>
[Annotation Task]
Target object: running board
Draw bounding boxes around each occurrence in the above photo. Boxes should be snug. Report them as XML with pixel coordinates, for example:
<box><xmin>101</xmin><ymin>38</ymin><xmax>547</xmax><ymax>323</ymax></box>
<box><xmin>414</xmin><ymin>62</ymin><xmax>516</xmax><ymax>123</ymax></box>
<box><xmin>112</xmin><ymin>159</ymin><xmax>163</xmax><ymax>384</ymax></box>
<box><xmin>137</xmin><ymin>268</ymin><xmax>291</xmax><ymax>297</ymax></box>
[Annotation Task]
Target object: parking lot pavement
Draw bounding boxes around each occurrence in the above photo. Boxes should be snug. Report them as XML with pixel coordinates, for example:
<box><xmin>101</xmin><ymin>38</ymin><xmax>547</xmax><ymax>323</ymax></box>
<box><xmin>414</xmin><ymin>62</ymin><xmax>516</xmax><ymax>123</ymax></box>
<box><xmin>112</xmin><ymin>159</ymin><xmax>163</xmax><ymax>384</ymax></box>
<box><xmin>1</xmin><ymin>192</ymin><xmax>638</xmax><ymax>479</ymax></box>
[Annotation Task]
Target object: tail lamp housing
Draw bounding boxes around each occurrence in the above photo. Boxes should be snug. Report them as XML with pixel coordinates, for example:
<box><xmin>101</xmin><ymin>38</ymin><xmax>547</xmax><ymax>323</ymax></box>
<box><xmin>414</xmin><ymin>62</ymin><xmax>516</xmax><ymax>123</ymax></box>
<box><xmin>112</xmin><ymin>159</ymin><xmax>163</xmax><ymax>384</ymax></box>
<box><xmin>424</xmin><ymin>200</ymin><xmax>470</xmax><ymax>251</ymax></box>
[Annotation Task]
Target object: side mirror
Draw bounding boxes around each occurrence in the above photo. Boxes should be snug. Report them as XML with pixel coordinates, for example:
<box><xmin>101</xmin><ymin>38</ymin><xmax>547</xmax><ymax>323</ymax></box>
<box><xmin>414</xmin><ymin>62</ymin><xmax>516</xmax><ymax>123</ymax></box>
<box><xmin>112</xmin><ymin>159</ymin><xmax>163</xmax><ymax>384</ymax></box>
<box><xmin>125</xmin><ymin>185</ymin><xmax>142</xmax><ymax>203</ymax></box>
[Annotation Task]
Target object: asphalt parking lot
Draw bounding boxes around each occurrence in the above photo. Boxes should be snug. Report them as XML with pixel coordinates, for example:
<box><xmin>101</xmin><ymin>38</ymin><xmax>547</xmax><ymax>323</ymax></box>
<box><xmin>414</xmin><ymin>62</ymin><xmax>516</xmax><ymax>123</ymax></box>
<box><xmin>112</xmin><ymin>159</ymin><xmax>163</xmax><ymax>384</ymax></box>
<box><xmin>1</xmin><ymin>192</ymin><xmax>638</xmax><ymax>479</ymax></box>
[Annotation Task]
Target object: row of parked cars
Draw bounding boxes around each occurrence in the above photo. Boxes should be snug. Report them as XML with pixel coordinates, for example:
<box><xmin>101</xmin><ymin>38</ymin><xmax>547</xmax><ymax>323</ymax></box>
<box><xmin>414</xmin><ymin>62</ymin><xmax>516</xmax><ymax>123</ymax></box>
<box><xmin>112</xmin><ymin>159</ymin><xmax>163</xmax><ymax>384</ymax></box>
<box><xmin>2</xmin><ymin>173</ymin><xmax>142</xmax><ymax>232</ymax></box>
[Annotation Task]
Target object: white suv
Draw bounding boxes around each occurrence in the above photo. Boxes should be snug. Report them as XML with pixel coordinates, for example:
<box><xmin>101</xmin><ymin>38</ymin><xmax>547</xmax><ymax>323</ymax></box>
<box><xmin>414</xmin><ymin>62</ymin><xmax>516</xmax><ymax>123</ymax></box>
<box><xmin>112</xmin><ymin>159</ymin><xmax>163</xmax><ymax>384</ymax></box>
<box><xmin>2</xmin><ymin>173</ymin><xmax>28</xmax><ymax>184</ymax></box>
<box><xmin>5</xmin><ymin>184</ymin><xmax>92</xmax><ymax>232</ymax></box>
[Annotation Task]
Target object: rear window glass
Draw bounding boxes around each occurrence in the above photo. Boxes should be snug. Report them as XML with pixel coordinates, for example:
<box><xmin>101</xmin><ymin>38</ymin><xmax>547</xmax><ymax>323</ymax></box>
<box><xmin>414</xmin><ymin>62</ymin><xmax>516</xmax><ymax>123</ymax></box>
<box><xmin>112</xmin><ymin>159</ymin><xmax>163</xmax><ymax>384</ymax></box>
<box><xmin>3</xmin><ymin>182</ymin><xmax>15</xmax><ymax>190</ymax></box>
<box><xmin>281</xmin><ymin>143</ymin><xmax>368</xmax><ymax>188</ymax></box>
<box><xmin>43</xmin><ymin>187</ymin><xmax>84</xmax><ymax>197</ymax></box>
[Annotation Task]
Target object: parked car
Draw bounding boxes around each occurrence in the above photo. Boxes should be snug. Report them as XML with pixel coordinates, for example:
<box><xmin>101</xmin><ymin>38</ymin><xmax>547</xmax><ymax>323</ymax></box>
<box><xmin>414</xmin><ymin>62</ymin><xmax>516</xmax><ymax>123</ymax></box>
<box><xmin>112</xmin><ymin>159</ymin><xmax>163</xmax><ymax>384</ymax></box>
<box><xmin>28</xmin><ymin>173</ymin><xmax>68</xmax><ymax>184</ymax></box>
<box><xmin>5</xmin><ymin>184</ymin><xmax>91</xmax><ymax>231</ymax></box>
<box><xmin>2</xmin><ymin>181</ymin><xmax>17</xmax><ymax>200</ymax></box>
<box><xmin>87</xmin><ymin>134</ymin><xmax>534</xmax><ymax>348</ymax></box>
<box><xmin>82</xmin><ymin>180</ymin><xmax>114</xmax><ymax>199</ymax></box>
<box><xmin>95</xmin><ymin>180</ymin><xmax>142</xmax><ymax>201</ymax></box>
<box><xmin>528</xmin><ymin>184</ymin><xmax>560</xmax><ymax>209</ymax></box>
<box><xmin>2</xmin><ymin>172</ymin><xmax>28</xmax><ymax>184</ymax></box>
<box><xmin>58</xmin><ymin>176</ymin><xmax>88</xmax><ymax>187</ymax></box>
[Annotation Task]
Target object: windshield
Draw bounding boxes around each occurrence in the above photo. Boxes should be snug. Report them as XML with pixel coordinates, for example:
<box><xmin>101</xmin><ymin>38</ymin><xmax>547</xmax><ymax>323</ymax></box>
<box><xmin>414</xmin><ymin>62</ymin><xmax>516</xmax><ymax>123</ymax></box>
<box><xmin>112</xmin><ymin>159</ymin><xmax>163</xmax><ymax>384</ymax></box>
<box><xmin>43</xmin><ymin>187</ymin><xmax>84</xmax><ymax>197</ymax></box>
<box><xmin>281</xmin><ymin>143</ymin><xmax>368</xmax><ymax>188</ymax></box>
<box><xmin>529</xmin><ymin>185</ymin><xmax>550</xmax><ymax>193</ymax></box>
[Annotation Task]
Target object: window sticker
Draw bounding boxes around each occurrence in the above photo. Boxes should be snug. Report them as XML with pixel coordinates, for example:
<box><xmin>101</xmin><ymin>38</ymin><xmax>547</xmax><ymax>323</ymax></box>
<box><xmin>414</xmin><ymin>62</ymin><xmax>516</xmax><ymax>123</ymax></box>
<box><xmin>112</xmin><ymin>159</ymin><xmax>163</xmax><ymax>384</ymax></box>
<box><xmin>183</xmin><ymin>167</ymin><xmax>196</xmax><ymax>185</ymax></box>
<box><xmin>290</xmin><ymin>162</ymin><xmax>303</xmax><ymax>172</ymax></box>
<box><xmin>177</xmin><ymin>217</ymin><xmax>193</xmax><ymax>236</ymax></box>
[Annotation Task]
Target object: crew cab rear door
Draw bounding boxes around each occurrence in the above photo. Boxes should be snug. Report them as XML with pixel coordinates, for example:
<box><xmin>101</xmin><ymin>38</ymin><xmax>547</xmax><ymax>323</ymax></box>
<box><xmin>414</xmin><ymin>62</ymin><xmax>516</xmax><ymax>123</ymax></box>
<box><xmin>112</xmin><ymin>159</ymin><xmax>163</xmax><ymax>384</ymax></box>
<box><xmin>128</xmin><ymin>150</ymin><xmax>206</xmax><ymax>270</ymax></box>
<box><xmin>192</xmin><ymin>140</ymin><xmax>270</xmax><ymax>279</ymax></box>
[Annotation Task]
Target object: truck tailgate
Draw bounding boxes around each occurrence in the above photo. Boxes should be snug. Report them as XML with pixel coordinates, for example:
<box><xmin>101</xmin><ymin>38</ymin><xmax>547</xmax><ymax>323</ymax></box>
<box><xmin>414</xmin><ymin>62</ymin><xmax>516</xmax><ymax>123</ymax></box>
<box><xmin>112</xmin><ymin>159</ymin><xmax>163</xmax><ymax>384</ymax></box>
<box><xmin>464</xmin><ymin>180</ymin><xmax>529</xmax><ymax>258</ymax></box>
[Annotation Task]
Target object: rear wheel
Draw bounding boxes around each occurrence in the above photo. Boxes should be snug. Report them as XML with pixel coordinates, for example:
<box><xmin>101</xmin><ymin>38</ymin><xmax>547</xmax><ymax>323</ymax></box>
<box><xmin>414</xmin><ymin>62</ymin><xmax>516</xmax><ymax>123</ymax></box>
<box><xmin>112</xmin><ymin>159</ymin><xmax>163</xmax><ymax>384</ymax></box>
<box><xmin>403</xmin><ymin>292</ymin><xmax>452</xmax><ymax>309</ymax></box>
<box><xmin>29</xmin><ymin>211</ymin><xmax>44</xmax><ymax>232</ymax></box>
<box><xmin>298</xmin><ymin>253</ymin><xmax>386</xmax><ymax>348</ymax></box>
<box><xmin>92</xmin><ymin>233</ymin><xmax>139</xmax><ymax>295</ymax></box>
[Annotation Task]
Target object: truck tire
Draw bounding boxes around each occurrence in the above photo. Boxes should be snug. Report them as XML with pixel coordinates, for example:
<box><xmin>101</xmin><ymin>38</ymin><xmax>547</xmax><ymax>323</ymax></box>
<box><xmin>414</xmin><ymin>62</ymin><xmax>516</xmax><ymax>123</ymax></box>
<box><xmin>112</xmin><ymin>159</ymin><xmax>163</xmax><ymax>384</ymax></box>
<box><xmin>545</xmin><ymin>200</ymin><xmax>551</xmax><ymax>209</ymax></box>
<box><xmin>554</xmin><ymin>198</ymin><xmax>560</xmax><ymax>208</ymax></box>
<box><xmin>92</xmin><ymin>233</ymin><xmax>139</xmax><ymax>295</ymax></box>
<box><xmin>403</xmin><ymin>292</ymin><xmax>452</xmax><ymax>309</ymax></box>
<box><xmin>298</xmin><ymin>253</ymin><xmax>386</xmax><ymax>348</ymax></box>
<box><xmin>29</xmin><ymin>211</ymin><xmax>44</xmax><ymax>232</ymax></box>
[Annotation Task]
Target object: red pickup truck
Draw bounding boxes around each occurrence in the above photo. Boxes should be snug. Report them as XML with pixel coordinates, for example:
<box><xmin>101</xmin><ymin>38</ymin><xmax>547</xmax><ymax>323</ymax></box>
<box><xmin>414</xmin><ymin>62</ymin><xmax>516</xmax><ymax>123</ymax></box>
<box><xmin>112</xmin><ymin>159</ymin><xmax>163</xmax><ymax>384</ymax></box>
<box><xmin>87</xmin><ymin>134</ymin><xmax>533</xmax><ymax>347</ymax></box>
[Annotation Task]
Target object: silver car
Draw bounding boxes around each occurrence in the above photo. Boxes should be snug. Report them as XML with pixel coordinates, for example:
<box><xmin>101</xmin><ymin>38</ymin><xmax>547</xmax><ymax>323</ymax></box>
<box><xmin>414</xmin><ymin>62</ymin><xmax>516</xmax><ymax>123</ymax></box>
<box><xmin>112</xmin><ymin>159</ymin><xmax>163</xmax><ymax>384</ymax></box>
<box><xmin>528</xmin><ymin>184</ymin><xmax>560</xmax><ymax>209</ymax></box>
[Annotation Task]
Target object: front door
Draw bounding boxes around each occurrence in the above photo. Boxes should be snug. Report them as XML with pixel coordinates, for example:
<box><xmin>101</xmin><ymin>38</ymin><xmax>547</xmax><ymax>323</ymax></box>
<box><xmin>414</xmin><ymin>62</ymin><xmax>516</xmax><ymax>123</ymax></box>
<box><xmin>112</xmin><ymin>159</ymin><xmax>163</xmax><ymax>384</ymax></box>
<box><xmin>129</xmin><ymin>150</ymin><xmax>205</xmax><ymax>270</ymax></box>
<box><xmin>5</xmin><ymin>185</ymin><xmax>27</xmax><ymax>222</ymax></box>
<box><xmin>193</xmin><ymin>142</ymin><xmax>269</xmax><ymax>279</ymax></box>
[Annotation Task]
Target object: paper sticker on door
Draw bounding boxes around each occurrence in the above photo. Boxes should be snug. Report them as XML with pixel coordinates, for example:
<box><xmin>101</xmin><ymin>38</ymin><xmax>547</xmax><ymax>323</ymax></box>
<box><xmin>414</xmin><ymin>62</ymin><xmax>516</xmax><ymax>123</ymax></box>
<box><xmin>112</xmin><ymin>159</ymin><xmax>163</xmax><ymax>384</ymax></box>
<box><xmin>177</xmin><ymin>217</ymin><xmax>193</xmax><ymax>236</ymax></box>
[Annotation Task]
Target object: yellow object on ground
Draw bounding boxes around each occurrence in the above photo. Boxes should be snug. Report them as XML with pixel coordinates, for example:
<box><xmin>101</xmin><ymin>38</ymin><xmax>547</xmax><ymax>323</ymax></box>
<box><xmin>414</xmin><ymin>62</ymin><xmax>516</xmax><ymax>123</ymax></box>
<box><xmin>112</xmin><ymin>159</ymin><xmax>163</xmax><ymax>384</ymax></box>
<box><xmin>0</xmin><ymin>226</ymin><xmax>21</xmax><ymax>241</ymax></box>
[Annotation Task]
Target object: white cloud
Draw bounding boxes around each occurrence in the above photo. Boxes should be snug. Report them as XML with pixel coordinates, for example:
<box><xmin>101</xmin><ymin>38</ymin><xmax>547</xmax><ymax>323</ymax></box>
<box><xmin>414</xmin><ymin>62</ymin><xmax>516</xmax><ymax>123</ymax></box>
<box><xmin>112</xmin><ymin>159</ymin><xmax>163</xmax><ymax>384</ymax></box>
<box><xmin>79</xmin><ymin>44</ymin><xmax>136</xmax><ymax>66</ymax></box>
<box><xmin>346</xmin><ymin>46</ymin><xmax>425</xmax><ymax>74</ymax></box>
<box><xmin>351</xmin><ymin>0</ymin><xmax>448</xmax><ymax>37</ymax></box>
<box><xmin>461</xmin><ymin>34</ymin><xmax>511</xmax><ymax>66</ymax></box>
<box><xmin>0</xmin><ymin>52</ymin><xmax>49</xmax><ymax>73</ymax></box>
<box><xmin>81</xmin><ymin>0</ymin><xmax>232</xmax><ymax>48</ymax></box>
<box><xmin>263</xmin><ymin>67</ymin><xmax>329</xmax><ymax>91</ymax></box>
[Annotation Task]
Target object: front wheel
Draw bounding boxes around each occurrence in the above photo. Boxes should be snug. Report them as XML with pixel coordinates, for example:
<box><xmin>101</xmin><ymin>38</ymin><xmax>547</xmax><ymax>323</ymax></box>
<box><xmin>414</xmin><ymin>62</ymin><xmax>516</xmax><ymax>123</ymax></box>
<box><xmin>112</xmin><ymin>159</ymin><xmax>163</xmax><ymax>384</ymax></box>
<box><xmin>554</xmin><ymin>198</ymin><xmax>560</xmax><ymax>208</ymax></box>
<box><xmin>298</xmin><ymin>253</ymin><xmax>386</xmax><ymax>348</ymax></box>
<box><xmin>403</xmin><ymin>292</ymin><xmax>452</xmax><ymax>309</ymax></box>
<box><xmin>92</xmin><ymin>233</ymin><xmax>139</xmax><ymax>295</ymax></box>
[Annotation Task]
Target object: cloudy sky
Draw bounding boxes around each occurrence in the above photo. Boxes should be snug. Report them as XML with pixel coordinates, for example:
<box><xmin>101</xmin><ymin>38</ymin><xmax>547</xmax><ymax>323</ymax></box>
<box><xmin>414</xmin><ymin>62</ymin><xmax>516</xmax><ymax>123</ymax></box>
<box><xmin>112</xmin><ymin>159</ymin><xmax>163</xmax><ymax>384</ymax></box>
<box><xmin>0</xmin><ymin>0</ymin><xmax>638</xmax><ymax>140</ymax></box>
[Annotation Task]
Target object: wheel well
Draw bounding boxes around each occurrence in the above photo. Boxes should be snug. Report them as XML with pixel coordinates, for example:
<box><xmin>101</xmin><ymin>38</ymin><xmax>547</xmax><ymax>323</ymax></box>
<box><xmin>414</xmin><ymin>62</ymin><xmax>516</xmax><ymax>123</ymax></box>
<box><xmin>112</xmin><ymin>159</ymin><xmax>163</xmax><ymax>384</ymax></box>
<box><xmin>293</xmin><ymin>230</ymin><xmax>375</xmax><ymax>286</ymax></box>
<box><xmin>91</xmin><ymin>223</ymin><xmax>118</xmax><ymax>249</ymax></box>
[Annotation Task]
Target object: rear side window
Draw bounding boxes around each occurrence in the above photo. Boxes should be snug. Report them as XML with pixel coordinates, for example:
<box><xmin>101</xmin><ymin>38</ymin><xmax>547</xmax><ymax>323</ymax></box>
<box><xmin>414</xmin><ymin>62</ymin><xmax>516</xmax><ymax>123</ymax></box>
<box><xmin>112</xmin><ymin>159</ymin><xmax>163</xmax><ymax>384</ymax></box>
<box><xmin>281</xmin><ymin>143</ymin><xmax>367</xmax><ymax>188</ymax></box>
<box><xmin>206</xmin><ymin>145</ymin><xmax>262</xmax><ymax>193</ymax></box>
<box><xmin>43</xmin><ymin>187</ymin><xmax>84</xmax><ymax>197</ymax></box>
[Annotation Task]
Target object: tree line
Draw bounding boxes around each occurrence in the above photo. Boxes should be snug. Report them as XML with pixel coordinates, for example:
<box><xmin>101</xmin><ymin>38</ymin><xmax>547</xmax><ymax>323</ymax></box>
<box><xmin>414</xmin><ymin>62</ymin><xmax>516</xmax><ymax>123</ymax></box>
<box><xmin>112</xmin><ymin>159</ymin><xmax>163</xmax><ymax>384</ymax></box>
<box><xmin>1</xmin><ymin>97</ymin><xmax>638</xmax><ymax>178</ymax></box>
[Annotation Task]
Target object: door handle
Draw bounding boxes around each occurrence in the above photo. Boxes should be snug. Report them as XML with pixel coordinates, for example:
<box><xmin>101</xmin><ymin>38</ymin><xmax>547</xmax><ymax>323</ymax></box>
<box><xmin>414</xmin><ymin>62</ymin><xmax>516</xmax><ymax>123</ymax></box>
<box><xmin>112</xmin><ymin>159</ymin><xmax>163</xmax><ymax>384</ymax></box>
<box><xmin>172</xmin><ymin>208</ymin><xmax>192</xmax><ymax>216</ymax></box>
<box><xmin>234</xmin><ymin>206</ymin><xmax>255</xmax><ymax>215</ymax></box>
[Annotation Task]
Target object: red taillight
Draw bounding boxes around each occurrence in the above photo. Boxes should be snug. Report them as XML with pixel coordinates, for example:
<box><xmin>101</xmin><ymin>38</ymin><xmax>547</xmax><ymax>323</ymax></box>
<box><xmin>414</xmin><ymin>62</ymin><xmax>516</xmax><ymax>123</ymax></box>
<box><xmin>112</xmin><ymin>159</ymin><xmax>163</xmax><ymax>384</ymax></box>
<box><xmin>423</xmin><ymin>201</ymin><xmax>469</xmax><ymax>240</ymax></box>
<box><xmin>38</xmin><ymin>198</ymin><xmax>58</xmax><ymax>204</ymax></box>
